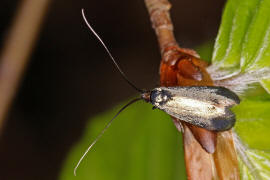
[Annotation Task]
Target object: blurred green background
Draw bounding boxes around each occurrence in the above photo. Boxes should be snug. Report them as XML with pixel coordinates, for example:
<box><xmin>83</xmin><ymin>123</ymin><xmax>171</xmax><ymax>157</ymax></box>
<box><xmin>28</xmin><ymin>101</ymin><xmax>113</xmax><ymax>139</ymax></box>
<box><xmin>61</xmin><ymin>101</ymin><xmax>186</xmax><ymax>180</ymax></box>
<box><xmin>0</xmin><ymin>0</ymin><xmax>225</xmax><ymax>179</ymax></box>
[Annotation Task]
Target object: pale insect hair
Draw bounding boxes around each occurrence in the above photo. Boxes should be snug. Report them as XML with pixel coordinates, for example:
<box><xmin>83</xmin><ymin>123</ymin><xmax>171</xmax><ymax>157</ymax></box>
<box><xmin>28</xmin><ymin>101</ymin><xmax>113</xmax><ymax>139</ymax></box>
<box><xmin>74</xmin><ymin>9</ymin><xmax>143</xmax><ymax>176</ymax></box>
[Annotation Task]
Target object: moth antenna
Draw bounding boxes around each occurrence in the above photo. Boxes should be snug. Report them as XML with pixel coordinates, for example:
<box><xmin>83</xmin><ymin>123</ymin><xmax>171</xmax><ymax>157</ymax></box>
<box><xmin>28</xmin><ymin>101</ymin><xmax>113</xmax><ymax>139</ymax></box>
<box><xmin>81</xmin><ymin>9</ymin><xmax>144</xmax><ymax>93</ymax></box>
<box><xmin>74</xmin><ymin>97</ymin><xmax>142</xmax><ymax>176</ymax></box>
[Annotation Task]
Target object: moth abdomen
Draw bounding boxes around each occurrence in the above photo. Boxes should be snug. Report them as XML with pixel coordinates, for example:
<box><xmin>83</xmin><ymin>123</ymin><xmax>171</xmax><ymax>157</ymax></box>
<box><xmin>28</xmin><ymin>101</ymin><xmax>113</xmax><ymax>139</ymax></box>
<box><xmin>149</xmin><ymin>86</ymin><xmax>240</xmax><ymax>131</ymax></box>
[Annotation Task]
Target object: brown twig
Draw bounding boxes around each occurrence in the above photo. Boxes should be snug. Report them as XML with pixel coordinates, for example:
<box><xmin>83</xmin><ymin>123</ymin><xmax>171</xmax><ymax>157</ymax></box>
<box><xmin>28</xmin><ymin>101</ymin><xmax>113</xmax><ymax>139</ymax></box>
<box><xmin>144</xmin><ymin>0</ymin><xmax>239</xmax><ymax>179</ymax></box>
<box><xmin>0</xmin><ymin>0</ymin><xmax>51</xmax><ymax>133</ymax></box>
<box><xmin>144</xmin><ymin>0</ymin><xmax>178</xmax><ymax>54</ymax></box>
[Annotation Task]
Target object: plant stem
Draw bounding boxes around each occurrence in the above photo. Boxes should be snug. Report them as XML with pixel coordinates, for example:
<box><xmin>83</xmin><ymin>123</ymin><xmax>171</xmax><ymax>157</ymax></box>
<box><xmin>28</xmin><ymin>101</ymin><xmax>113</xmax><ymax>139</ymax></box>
<box><xmin>0</xmin><ymin>0</ymin><xmax>51</xmax><ymax>133</ymax></box>
<box><xmin>144</xmin><ymin>0</ymin><xmax>178</xmax><ymax>54</ymax></box>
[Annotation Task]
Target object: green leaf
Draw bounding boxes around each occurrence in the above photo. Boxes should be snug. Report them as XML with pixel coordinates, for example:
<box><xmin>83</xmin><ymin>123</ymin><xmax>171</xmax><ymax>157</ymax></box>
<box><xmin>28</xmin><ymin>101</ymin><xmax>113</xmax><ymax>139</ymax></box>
<box><xmin>211</xmin><ymin>0</ymin><xmax>270</xmax><ymax>179</ymax></box>
<box><xmin>195</xmin><ymin>41</ymin><xmax>214</xmax><ymax>62</ymax></box>
<box><xmin>212</xmin><ymin>0</ymin><xmax>270</xmax><ymax>70</ymax></box>
<box><xmin>60</xmin><ymin>101</ymin><xmax>186</xmax><ymax>180</ymax></box>
<box><xmin>233</xmin><ymin>99</ymin><xmax>270</xmax><ymax>150</ymax></box>
<box><xmin>261</xmin><ymin>79</ymin><xmax>270</xmax><ymax>94</ymax></box>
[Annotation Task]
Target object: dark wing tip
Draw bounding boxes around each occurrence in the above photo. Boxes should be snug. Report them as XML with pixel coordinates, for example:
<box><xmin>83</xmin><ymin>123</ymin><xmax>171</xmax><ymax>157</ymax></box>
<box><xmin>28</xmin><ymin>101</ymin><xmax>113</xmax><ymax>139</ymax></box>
<box><xmin>216</xmin><ymin>86</ymin><xmax>240</xmax><ymax>104</ymax></box>
<box><xmin>210</xmin><ymin>110</ymin><xmax>236</xmax><ymax>131</ymax></box>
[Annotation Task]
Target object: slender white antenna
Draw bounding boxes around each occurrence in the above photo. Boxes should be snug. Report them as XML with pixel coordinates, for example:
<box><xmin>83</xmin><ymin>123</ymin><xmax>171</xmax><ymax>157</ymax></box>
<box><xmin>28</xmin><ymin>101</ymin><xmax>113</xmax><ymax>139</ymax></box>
<box><xmin>73</xmin><ymin>98</ymin><xmax>142</xmax><ymax>176</ymax></box>
<box><xmin>81</xmin><ymin>9</ymin><xmax>143</xmax><ymax>93</ymax></box>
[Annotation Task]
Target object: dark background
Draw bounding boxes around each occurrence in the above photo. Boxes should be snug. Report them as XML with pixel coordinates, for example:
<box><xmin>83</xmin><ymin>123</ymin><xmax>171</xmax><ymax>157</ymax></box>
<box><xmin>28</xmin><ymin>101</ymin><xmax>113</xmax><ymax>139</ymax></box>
<box><xmin>0</xmin><ymin>0</ymin><xmax>225</xmax><ymax>179</ymax></box>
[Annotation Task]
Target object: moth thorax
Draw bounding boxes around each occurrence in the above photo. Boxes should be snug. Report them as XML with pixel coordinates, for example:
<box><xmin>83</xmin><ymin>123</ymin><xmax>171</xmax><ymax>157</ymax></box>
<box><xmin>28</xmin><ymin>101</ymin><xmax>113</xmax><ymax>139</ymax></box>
<box><xmin>150</xmin><ymin>88</ymin><xmax>171</xmax><ymax>107</ymax></box>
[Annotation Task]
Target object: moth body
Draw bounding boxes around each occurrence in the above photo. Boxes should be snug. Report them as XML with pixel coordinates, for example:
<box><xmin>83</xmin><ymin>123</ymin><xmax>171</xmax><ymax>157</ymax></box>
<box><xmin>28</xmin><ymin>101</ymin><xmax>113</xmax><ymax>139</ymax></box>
<box><xmin>143</xmin><ymin>86</ymin><xmax>240</xmax><ymax>131</ymax></box>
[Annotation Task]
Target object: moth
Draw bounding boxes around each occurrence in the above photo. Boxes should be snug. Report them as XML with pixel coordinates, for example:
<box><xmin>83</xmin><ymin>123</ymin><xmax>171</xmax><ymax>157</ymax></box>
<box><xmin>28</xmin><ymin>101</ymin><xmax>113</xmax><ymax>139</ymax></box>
<box><xmin>142</xmin><ymin>86</ymin><xmax>239</xmax><ymax>131</ymax></box>
<box><xmin>74</xmin><ymin>9</ymin><xmax>240</xmax><ymax>175</ymax></box>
